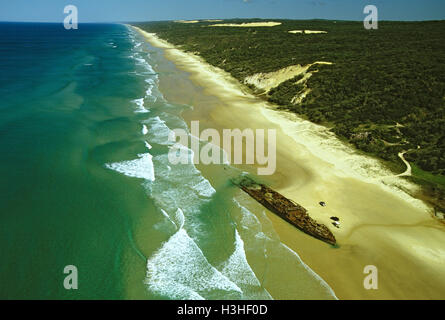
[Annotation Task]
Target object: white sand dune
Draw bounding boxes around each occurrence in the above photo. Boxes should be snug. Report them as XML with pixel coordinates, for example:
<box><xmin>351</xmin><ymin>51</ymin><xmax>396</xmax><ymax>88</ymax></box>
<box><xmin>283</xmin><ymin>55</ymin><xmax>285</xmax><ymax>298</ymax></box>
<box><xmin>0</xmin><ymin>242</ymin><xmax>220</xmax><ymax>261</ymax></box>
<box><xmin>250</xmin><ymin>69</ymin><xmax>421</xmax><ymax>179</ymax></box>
<box><xmin>289</xmin><ymin>30</ymin><xmax>328</xmax><ymax>34</ymax></box>
<box><xmin>244</xmin><ymin>62</ymin><xmax>333</xmax><ymax>94</ymax></box>
<box><xmin>210</xmin><ymin>22</ymin><xmax>282</xmax><ymax>27</ymax></box>
<box><xmin>174</xmin><ymin>20</ymin><xmax>200</xmax><ymax>24</ymax></box>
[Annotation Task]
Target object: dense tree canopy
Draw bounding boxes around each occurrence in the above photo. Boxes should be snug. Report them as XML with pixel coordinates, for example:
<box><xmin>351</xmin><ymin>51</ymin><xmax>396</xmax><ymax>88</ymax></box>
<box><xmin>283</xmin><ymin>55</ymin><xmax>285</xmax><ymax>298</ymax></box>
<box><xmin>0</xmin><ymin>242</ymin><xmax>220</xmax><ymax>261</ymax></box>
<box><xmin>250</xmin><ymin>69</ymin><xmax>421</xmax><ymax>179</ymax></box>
<box><xmin>136</xmin><ymin>19</ymin><xmax>445</xmax><ymax>183</ymax></box>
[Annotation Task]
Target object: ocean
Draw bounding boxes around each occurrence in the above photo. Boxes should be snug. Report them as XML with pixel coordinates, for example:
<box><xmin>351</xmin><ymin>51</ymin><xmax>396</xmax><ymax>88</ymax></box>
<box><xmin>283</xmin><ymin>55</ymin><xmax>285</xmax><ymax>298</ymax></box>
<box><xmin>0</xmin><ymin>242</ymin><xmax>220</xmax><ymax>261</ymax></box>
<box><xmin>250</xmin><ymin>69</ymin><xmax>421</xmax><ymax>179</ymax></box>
<box><xmin>0</xmin><ymin>22</ymin><xmax>335</xmax><ymax>299</ymax></box>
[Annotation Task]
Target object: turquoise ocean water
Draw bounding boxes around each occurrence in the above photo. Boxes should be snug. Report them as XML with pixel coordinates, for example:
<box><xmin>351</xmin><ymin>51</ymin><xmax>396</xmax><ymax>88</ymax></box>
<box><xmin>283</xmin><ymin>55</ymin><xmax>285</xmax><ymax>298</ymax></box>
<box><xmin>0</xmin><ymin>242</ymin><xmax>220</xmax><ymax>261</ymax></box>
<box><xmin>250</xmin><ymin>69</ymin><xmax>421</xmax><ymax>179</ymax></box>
<box><xmin>0</xmin><ymin>22</ymin><xmax>336</xmax><ymax>300</ymax></box>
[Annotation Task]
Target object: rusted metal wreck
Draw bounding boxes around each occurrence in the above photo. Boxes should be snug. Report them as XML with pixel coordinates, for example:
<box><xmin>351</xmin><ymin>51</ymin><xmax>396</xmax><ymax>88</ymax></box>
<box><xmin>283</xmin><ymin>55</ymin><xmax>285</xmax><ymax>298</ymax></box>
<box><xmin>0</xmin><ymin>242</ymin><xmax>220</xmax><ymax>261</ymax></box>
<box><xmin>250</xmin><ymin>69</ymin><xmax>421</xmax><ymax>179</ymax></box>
<box><xmin>236</xmin><ymin>177</ymin><xmax>337</xmax><ymax>246</ymax></box>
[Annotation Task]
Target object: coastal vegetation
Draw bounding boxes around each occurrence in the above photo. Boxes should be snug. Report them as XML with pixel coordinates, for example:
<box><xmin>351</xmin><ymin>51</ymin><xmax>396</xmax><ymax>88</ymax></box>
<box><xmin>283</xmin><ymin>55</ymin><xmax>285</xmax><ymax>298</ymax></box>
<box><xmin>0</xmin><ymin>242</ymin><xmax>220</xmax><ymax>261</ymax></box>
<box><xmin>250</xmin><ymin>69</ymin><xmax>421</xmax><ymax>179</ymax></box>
<box><xmin>135</xmin><ymin>19</ymin><xmax>445</xmax><ymax>211</ymax></box>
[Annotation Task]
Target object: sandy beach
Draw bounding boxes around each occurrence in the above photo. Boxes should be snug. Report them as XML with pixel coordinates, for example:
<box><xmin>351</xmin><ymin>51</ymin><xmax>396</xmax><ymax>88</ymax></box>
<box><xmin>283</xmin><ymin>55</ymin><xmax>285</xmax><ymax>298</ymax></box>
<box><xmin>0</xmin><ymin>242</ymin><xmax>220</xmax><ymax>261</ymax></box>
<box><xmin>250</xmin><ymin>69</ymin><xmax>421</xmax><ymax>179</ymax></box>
<box><xmin>132</xmin><ymin>26</ymin><xmax>445</xmax><ymax>300</ymax></box>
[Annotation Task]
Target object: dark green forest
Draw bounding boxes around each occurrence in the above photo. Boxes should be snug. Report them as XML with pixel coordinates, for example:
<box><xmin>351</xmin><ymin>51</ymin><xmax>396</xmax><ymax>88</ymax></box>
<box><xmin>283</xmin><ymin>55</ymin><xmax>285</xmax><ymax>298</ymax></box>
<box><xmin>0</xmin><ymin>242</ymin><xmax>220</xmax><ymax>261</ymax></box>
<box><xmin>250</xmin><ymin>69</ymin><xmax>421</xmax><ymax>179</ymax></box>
<box><xmin>135</xmin><ymin>19</ymin><xmax>445</xmax><ymax>210</ymax></box>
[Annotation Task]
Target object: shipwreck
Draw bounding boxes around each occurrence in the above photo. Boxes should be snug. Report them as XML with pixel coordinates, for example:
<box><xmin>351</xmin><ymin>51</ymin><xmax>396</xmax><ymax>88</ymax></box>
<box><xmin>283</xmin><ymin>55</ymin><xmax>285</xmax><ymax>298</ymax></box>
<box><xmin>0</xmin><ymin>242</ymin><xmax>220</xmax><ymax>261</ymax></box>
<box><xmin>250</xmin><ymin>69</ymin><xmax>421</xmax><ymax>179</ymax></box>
<box><xmin>235</xmin><ymin>176</ymin><xmax>337</xmax><ymax>246</ymax></box>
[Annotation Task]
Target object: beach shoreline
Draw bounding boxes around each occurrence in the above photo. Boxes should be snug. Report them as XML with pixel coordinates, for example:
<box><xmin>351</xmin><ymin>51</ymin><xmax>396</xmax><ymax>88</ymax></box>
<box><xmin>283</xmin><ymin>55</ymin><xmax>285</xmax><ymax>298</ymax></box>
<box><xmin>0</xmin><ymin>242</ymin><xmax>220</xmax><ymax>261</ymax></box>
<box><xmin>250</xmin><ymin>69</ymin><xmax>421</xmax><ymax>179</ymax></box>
<box><xmin>131</xmin><ymin>25</ymin><xmax>445</xmax><ymax>300</ymax></box>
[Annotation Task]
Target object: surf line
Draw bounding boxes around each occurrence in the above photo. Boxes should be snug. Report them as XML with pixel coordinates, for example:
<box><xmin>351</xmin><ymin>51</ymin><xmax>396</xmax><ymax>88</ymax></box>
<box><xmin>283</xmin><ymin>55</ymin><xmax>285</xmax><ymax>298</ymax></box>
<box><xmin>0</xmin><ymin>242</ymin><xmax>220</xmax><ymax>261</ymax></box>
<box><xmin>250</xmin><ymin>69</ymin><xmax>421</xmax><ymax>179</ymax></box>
<box><xmin>168</xmin><ymin>120</ymin><xmax>277</xmax><ymax>176</ymax></box>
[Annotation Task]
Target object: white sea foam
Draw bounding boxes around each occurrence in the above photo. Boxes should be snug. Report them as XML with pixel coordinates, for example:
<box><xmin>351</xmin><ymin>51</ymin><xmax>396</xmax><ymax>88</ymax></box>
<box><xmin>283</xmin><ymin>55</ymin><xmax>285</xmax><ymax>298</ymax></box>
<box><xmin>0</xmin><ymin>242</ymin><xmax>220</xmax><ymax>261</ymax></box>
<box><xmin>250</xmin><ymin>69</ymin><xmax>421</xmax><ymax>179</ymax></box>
<box><xmin>142</xmin><ymin>124</ymin><xmax>148</xmax><ymax>135</ymax></box>
<box><xmin>132</xmin><ymin>98</ymin><xmax>149</xmax><ymax>113</ymax></box>
<box><xmin>191</xmin><ymin>178</ymin><xmax>217</xmax><ymax>198</ymax></box>
<box><xmin>145</xmin><ymin>85</ymin><xmax>153</xmax><ymax>97</ymax></box>
<box><xmin>144</xmin><ymin>79</ymin><xmax>156</xmax><ymax>97</ymax></box>
<box><xmin>174</xmin><ymin>208</ymin><xmax>185</xmax><ymax>230</ymax></box>
<box><xmin>149</xmin><ymin>153</ymin><xmax>215</xmax><ymax>218</ymax></box>
<box><xmin>106</xmin><ymin>152</ymin><xmax>155</xmax><ymax>182</ymax></box>
<box><xmin>134</xmin><ymin>56</ymin><xmax>156</xmax><ymax>74</ymax></box>
<box><xmin>160</xmin><ymin>209</ymin><xmax>177</xmax><ymax>228</ymax></box>
<box><xmin>145</xmin><ymin>229</ymin><xmax>242</xmax><ymax>300</ymax></box>
<box><xmin>143</xmin><ymin>116</ymin><xmax>173</xmax><ymax>145</ymax></box>
<box><xmin>219</xmin><ymin>230</ymin><xmax>273</xmax><ymax>299</ymax></box>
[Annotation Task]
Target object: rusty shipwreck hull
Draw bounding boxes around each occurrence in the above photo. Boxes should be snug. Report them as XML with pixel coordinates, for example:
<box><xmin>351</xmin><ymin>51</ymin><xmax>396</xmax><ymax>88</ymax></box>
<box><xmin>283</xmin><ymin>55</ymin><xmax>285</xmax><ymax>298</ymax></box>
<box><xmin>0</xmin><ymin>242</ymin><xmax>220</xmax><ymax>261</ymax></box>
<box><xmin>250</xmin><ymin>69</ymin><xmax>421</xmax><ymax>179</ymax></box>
<box><xmin>238</xmin><ymin>178</ymin><xmax>337</xmax><ymax>246</ymax></box>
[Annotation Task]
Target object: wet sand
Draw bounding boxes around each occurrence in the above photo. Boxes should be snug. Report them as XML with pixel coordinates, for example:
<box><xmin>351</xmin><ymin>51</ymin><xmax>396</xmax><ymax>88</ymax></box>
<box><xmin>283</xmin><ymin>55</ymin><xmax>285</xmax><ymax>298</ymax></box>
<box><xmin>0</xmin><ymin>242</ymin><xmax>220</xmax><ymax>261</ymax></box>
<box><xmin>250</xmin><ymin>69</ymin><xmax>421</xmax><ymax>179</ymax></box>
<box><xmin>132</xmin><ymin>26</ymin><xmax>445</xmax><ymax>300</ymax></box>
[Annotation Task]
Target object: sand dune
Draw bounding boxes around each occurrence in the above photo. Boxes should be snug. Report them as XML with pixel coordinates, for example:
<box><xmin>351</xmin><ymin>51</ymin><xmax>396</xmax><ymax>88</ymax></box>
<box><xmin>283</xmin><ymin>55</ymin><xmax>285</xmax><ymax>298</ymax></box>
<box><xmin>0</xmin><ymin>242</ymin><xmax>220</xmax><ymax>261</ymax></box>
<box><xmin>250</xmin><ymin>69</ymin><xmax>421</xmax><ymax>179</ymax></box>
<box><xmin>174</xmin><ymin>20</ymin><xmax>199</xmax><ymax>24</ymax></box>
<box><xmin>244</xmin><ymin>62</ymin><xmax>332</xmax><ymax>94</ymax></box>
<box><xmin>210</xmin><ymin>22</ymin><xmax>282</xmax><ymax>27</ymax></box>
<box><xmin>289</xmin><ymin>30</ymin><xmax>328</xmax><ymax>34</ymax></box>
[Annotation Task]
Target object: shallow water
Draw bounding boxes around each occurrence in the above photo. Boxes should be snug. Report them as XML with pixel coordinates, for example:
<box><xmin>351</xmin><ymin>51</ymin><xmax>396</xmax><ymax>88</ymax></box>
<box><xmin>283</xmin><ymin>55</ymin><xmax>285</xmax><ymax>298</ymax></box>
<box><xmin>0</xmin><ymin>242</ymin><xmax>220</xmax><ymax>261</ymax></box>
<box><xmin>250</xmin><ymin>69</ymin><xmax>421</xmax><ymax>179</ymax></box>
<box><xmin>0</xmin><ymin>22</ymin><xmax>336</xmax><ymax>299</ymax></box>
